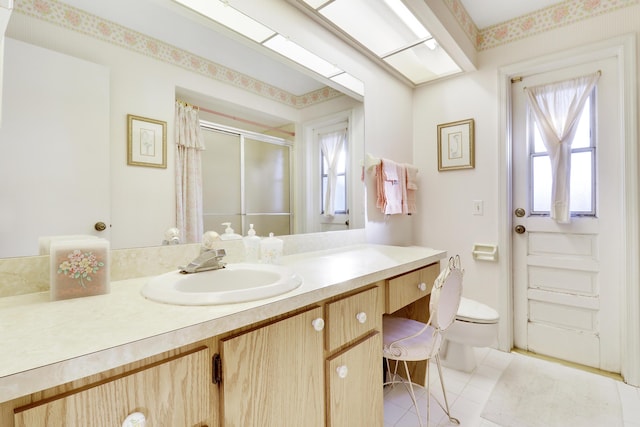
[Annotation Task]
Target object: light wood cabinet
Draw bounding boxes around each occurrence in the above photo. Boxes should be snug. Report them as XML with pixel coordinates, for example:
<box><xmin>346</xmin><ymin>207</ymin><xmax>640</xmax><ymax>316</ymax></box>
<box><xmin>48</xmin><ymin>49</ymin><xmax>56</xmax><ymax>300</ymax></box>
<box><xmin>325</xmin><ymin>286</ymin><xmax>384</xmax><ymax>427</ymax></box>
<box><xmin>12</xmin><ymin>346</ymin><xmax>211</xmax><ymax>427</ymax></box>
<box><xmin>326</xmin><ymin>333</ymin><xmax>383</xmax><ymax>426</ymax></box>
<box><xmin>219</xmin><ymin>306</ymin><xmax>325</xmax><ymax>427</ymax></box>
<box><xmin>219</xmin><ymin>286</ymin><xmax>385</xmax><ymax>427</ymax></box>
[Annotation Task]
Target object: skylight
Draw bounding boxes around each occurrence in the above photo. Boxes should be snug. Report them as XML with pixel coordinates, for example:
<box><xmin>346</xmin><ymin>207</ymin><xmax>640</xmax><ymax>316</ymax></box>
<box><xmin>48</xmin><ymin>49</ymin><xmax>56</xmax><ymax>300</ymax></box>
<box><xmin>298</xmin><ymin>0</ymin><xmax>462</xmax><ymax>85</ymax></box>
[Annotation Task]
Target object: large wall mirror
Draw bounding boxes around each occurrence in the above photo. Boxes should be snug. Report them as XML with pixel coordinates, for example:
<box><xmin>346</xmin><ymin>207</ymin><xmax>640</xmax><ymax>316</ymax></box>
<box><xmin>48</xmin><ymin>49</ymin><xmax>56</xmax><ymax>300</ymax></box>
<box><xmin>0</xmin><ymin>0</ymin><xmax>365</xmax><ymax>258</ymax></box>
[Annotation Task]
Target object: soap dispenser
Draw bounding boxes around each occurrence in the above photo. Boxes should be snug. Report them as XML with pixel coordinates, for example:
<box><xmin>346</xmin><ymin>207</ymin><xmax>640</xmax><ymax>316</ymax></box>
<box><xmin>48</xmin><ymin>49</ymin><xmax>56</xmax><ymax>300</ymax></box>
<box><xmin>243</xmin><ymin>224</ymin><xmax>261</xmax><ymax>263</ymax></box>
<box><xmin>260</xmin><ymin>232</ymin><xmax>283</xmax><ymax>264</ymax></box>
<box><xmin>220</xmin><ymin>222</ymin><xmax>242</xmax><ymax>240</ymax></box>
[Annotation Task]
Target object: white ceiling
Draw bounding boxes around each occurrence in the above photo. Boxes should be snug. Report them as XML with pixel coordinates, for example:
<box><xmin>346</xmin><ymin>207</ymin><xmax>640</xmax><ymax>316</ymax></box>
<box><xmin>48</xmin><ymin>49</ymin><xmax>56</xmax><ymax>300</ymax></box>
<box><xmin>58</xmin><ymin>0</ymin><xmax>567</xmax><ymax>100</ymax></box>
<box><xmin>459</xmin><ymin>0</ymin><xmax>565</xmax><ymax>29</ymax></box>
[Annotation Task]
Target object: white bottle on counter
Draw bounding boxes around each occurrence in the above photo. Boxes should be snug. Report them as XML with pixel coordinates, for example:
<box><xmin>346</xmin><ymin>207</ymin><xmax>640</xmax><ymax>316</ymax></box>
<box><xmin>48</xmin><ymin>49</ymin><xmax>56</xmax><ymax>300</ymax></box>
<box><xmin>260</xmin><ymin>232</ymin><xmax>283</xmax><ymax>264</ymax></box>
<box><xmin>220</xmin><ymin>222</ymin><xmax>242</xmax><ymax>240</ymax></box>
<box><xmin>243</xmin><ymin>224</ymin><xmax>261</xmax><ymax>263</ymax></box>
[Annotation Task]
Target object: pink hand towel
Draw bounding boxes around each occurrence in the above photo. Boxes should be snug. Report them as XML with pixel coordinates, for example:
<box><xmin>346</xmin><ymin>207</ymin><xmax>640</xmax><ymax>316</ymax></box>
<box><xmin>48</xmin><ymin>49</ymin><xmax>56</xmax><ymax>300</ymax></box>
<box><xmin>405</xmin><ymin>165</ymin><xmax>418</xmax><ymax>214</ymax></box>
<box><xmin>382</xmin><ymin>159</ymin><xmax>403</xmax><ymax>215</ymax></box>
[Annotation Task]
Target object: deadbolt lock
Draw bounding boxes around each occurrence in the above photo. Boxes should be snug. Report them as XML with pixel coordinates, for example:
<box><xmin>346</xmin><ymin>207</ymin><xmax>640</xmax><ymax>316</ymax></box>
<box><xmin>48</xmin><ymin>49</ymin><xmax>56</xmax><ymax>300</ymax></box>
<box><xmin>514</xmin><ymin>208</ymin><xmax>525</xmax><ymax>217</ymax></box>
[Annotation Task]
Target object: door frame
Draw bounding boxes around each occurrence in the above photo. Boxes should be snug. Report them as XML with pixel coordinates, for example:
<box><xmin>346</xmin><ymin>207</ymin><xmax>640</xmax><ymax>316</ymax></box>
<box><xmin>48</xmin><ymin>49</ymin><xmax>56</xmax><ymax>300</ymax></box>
<box><xmin>497</xmin><ymin>34</ymin><xmax>639</xmax><ymax>385</ymax></box>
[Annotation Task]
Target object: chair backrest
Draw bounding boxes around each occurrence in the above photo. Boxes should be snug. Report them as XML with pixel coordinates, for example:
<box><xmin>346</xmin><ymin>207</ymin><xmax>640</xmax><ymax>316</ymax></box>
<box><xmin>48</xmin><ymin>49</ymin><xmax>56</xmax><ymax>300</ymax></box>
<box><xmin>429</xmin><ymin>257</ymin><xmax>463</xmax><ymax>331</ymax></box>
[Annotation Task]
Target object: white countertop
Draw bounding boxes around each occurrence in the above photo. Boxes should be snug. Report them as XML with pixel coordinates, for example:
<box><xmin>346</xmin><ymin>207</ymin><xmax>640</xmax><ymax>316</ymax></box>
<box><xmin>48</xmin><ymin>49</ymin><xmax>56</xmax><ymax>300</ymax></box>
<box><xmin>0</xmin><ymin>244</ymin><xmax>445</xmax><ymax>402</ymax></box>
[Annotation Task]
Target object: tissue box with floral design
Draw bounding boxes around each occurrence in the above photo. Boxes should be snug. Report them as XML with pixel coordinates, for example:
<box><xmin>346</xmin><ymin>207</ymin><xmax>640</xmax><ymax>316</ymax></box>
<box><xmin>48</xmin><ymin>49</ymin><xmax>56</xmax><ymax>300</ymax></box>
<box><xmin>50</xmin><ymin>238</ymin><xmax>110</xmax><ymax>301</ymax></box>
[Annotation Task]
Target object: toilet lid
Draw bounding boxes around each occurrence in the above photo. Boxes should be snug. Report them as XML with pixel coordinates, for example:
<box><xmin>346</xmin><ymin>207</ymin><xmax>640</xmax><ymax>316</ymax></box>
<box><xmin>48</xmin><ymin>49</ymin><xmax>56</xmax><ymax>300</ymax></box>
<box><xmin>456</xmin><ymin>297</ymin><xmax>499</xmax><ymax>324</ymax></box>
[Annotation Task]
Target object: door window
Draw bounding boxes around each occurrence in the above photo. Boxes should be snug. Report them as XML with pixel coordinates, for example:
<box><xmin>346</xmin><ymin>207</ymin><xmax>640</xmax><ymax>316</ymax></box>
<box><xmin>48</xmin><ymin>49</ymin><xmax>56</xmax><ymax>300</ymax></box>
<box><xmin>529</xmin><ymin>91</ymin><xmax>596</xmax><ymax>216</ymax></box>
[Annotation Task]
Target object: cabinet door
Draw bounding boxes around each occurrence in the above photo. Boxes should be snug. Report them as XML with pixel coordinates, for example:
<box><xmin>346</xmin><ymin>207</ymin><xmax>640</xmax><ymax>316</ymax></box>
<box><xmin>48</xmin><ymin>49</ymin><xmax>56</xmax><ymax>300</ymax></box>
<box><xmin>14</xmin><ymin>347</ymin><xmax>210</xmax><ymax>427</ymax></box>
<box><xmin>221</xmin><ymin>307</ymin><xmax>324</xmax><ymax>427</ymax></box>
<box><xmin>326</xmin><ymin>333</ymin><xmax>383</xmax><ymax>427</ymax></box>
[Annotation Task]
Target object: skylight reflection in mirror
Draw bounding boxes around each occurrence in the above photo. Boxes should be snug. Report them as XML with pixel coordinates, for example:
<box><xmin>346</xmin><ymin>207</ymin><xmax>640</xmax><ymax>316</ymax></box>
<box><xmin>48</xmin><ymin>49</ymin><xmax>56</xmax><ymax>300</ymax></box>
<box><xmin>173</xmin><ymin>0</ymin><xmax>275</xmax><ymax>43</ymax></box>
<box><xmin>331</xmin><ymin>72</ymin><xmax>365</xmax><ymax>95</ymax></box>
<box><xmin>263</xmin><ymin>34</ymin><xmax>343</xmax><ymax>78</ymax></box>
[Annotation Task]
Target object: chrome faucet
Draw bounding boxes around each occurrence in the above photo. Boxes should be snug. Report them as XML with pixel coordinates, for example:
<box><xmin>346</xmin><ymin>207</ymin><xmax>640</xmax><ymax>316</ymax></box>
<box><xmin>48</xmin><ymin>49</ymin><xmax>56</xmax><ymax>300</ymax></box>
<box><xmin>179</xmin><ymin>248</ymin><xmax>227</xmax><ymax>274</ymax></box>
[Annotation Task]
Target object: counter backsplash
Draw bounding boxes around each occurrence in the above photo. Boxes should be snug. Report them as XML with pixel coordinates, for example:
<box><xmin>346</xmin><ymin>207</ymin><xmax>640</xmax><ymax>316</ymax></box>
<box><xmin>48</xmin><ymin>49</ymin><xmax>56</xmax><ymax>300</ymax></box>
<box><xmin>0</xmin><ymin>229</ymin><xmax>366</xmax><ymax>298</ymax></box>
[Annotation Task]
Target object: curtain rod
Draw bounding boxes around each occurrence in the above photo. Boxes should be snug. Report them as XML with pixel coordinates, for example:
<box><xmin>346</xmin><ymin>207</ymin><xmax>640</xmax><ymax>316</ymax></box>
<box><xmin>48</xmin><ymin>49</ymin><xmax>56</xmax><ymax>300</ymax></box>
<box><xmin>178</xmin><ymin>100</ymin><xmax>295</xmax><ymax>138</ymax></box>
<box><xmin>513</xmin><ymin>69</ymin><xmax>602</xmax><ymax>88</ymax></box>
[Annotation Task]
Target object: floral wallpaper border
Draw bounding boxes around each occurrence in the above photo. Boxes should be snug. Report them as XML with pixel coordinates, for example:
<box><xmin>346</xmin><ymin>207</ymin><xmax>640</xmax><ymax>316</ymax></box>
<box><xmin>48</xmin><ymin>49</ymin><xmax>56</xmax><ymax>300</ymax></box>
<box><xmin>14</xmin><ymin>0</ymin><xmax>343</xmax><ymax>108</ymax></box>
<box><xmin>443</xmin><ymin>0</ymin><xmax>639</xmax><ymax>51</ymax></box>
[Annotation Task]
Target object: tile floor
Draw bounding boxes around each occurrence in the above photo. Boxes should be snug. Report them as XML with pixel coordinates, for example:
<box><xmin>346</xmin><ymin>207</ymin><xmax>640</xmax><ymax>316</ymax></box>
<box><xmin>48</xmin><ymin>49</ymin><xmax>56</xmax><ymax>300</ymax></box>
<box><xmin>383</xmin><ymin>348</ymin><xmax>640</xmax><ymax>427</ymax></box>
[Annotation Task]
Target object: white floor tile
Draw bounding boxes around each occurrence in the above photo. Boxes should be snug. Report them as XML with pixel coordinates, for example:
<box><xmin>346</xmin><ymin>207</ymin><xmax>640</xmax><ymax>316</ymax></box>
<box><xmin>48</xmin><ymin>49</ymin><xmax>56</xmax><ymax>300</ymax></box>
<box><xmin>618</xmin><ymin>380</ymin><xmax>640</xmax><ymax>423</ymax></box>
<box><xmin>384</xmin><ymin>349</ymin><xmax>639</xmax><ymax>427</ymax></box>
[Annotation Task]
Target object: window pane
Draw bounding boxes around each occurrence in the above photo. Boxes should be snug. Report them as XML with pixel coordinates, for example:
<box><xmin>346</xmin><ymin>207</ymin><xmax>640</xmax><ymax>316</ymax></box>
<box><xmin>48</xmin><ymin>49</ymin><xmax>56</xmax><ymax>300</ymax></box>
<box><xmin>572</xmin><ymin>99</ymin><xmax>591</xmax><ymax>149</ymax></box>
<box><xmin>532</xmin><ymin>155</ymin><xmax>551</xmax><ymax>212</ymax></box>
<box><xmin>336</xmin><ymin>146</ymin><xmax>347</xmax><ymax>173</ymax></box>
<box><xmin>334</xmin><ymin>175</ymin><xmax>346</xmax><ymax>212</ymax></box>
<box><xmin>531</xmin><ymin>152</ymin><xmax>594</xmax><ymax>214</ymax></box>
<box><xmin>531</xmin><ymin>95</ymin><xmax>592</xmax><ymax>153</ymax></box>
<box><xmin>569</xmin><ymin>151</ymin><xmax>593</xmax><ymax>212</ymax></box>
<box><xmin>320</xmin><ymin>140</ymin><xmax>348</xmax><ymax>214</ymax></box>
<box><xmin>533</xmin><ymin>123</ymin><xmax>546</xmax><ymax>153</ymax></box>
<box><xmin>321</xmin><ymin>176</ymin><xmax>327</xmax><ymax>211</ymax></box>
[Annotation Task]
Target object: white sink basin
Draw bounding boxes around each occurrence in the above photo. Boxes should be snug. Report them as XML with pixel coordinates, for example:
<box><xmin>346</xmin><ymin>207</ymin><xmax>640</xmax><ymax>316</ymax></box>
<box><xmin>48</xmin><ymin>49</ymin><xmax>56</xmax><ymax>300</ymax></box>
<box><xmin>141</xmin><ymin>263</ymin><xmax>303</xmax><ymax>306</ymax></box>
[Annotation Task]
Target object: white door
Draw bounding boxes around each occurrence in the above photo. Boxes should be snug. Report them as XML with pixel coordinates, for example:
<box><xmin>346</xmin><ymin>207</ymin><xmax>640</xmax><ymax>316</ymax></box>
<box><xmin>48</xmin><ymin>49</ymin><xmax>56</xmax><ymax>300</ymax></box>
<box><xmin>0</xmin><ymin>39</ymin><xmax>110</xmax><ymax>257</ymax></box>
<box><xmin>511</xmin><ymin>57</ymin><xmax>622</xmax><ymax>373</ymax></box>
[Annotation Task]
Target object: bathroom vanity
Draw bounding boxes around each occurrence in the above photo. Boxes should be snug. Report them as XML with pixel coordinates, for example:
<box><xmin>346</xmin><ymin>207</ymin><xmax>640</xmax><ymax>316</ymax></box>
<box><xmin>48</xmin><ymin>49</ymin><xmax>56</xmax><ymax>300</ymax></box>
<box><xmin>0</xmin><ymin>244</ymin><xmax>445</xmax><ymax>426</ymax></box>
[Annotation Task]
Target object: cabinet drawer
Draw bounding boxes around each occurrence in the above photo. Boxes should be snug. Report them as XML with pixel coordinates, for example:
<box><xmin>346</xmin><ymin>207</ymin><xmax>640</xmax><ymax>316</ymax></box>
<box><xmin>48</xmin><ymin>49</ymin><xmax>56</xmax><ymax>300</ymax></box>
<box><xmin>326</xmin><ymin>287</ymin><xmax>382</xmax><ymax>352</ymax></box>
<box><xmin>385</xmin><ymin>263</ymin><xmax>439</xmax><ymax>314</ymax></box>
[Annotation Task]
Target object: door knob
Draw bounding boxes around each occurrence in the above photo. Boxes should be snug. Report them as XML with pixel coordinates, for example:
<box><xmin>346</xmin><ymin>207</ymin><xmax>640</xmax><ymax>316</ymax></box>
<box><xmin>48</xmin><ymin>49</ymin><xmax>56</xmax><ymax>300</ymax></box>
<box><xmin>514</xmin><ymin>208</ymin><xmax>525</xmax><ymax>217</ymax></box>
<box><xmin>514</xmin><ymin>225</ymin><xmax>526</xmax><ymax>234</ymax></box>
<box><xmin>94</xmin><ymin>221</ymin><xmax>107</xmax><ymax>231</ymax></box>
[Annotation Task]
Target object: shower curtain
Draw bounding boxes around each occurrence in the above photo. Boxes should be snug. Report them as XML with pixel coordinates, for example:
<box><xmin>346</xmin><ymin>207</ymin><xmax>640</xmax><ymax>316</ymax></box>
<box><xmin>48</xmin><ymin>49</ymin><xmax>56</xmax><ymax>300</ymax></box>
<box><xmin>175</xmin><ymin>101</ymin><xmax>205</xmax><ymax>243</ymax></box>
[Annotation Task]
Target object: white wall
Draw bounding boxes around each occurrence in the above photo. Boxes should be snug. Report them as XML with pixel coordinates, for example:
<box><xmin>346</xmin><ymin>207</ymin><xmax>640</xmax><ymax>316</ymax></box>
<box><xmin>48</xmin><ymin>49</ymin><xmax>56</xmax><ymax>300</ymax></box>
<box><xmin>413</xmin><ymin>5</ymin><xmax>640</xmax><ymax>310</ymax></box>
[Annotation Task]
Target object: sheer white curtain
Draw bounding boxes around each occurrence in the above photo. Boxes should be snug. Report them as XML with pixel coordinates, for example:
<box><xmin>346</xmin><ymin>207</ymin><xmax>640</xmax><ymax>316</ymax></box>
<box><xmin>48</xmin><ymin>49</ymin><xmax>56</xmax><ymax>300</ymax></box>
<box><xmin>525</xmin><ymin>72</ymin><xmax>599</xmax><ymax>223</ymax></box>
<box><xmin>175</xmin><ymin>101</ymin><xmax>205</xmax><ymax>243</ymax></box>
<box><xmin>320</xmin><ymin>129</ymin><xmax>346</xmax><ymax>217</ymax></box>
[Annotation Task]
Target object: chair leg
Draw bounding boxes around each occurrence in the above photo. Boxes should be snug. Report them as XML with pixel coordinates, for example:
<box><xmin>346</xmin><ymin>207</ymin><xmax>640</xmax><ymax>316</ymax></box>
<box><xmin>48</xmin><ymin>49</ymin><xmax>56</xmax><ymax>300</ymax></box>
<box><xmin>425</xmin><ymin>357</ymin><xmax>431</xmax><ymax>427</ymax></box>
<box><xmin>434</xmin><ymin>353</ymin><xmax>460</xmax><ymax>425</ymax></box>
<box><xmin>402</xmin><ymin>361</ymin><xmax>424</xmax><ymax>427</ymax></box>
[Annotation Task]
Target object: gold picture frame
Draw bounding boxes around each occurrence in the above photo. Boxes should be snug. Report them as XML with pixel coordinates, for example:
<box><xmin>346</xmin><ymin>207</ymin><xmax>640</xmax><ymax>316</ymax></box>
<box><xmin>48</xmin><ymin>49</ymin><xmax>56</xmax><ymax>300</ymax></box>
<box><xmin>127</xmin><ymin>114</ymin><xmax>167</xmax><ymax>168</ymax></box>
<box><xmin>437</xmin><ymin>118</ymin><xmax>475</xmax><ymax>171</ymax></box>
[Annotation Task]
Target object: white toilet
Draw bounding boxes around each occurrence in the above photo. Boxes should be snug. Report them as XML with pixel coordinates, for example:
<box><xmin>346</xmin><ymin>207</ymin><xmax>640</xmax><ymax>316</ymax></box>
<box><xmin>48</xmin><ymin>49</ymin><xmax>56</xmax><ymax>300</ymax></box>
<box><xmin>440</xmin><ymin>297</ymin><xmax>500</xmax><ymax>372</ymax></box>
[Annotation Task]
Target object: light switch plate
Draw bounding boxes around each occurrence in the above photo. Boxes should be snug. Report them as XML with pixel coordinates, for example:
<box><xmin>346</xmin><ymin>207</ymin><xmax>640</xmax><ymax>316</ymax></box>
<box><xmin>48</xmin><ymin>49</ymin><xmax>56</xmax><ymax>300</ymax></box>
<box><xmin>473</xmin><ymin>200</ymin><xmax>483</xmax><ymax>216</ymax></box>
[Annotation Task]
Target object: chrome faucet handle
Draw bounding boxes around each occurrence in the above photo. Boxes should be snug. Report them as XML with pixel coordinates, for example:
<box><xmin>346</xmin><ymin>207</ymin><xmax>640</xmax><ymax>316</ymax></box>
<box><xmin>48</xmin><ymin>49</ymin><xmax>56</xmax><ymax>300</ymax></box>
<box><xmin>179</xmin><ymin>248</ymin><xmax>227</xmax><ymax>274</ymax></box>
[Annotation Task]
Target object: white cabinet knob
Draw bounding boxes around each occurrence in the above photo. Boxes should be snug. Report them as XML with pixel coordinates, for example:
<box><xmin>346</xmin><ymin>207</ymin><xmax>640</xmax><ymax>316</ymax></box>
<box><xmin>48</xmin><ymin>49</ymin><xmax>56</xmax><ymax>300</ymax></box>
<box><xmin>122</xmin><ymin>412</ymin><xmax>146</xmax><ymax>427</ymax></box>
<box><xmin>418</xmin><ymin>282</ymin><xmax>427</xmax><ymax>291</ymax></box>
<box><xmin>311</xmin><ymin>318</ymin><xmax>325</xmax><ymax>331</ymax></box>
<box><xmin>336</xmin><ymin>365</ymin><xmax>348</xmax><ymax>378</ymax></box>
<box><xmin>355</xmin><ymin>311</ymin><xmax>367</xmax><ymax>324</ymax></box>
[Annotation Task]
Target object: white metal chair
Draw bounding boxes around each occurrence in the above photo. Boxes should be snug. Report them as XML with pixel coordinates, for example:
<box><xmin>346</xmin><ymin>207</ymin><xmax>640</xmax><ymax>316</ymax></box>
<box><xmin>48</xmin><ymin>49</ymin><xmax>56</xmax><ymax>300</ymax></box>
<box><xmin>383</xmin><ymin>256</ymin><xmax>463</xmax><ymax>427</ymax></box>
